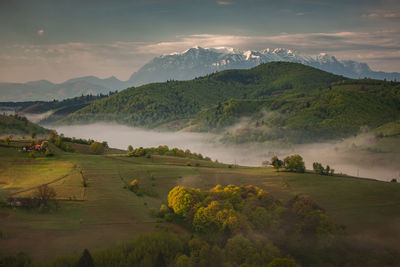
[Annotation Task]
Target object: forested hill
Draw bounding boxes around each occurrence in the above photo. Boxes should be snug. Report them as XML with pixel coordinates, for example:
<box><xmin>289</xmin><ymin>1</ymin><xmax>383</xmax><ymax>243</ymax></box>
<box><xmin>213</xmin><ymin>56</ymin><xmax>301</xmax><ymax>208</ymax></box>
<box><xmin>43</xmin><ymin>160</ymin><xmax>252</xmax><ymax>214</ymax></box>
<box><xmin>61</xmin><ymin>62</ymin><xmax>400</xmax><ymax>143</ymax></box>
<box><xmin>194</xmin><ymin>79</ymin><xmax>400</xmax><ymax>143</ymax></box>
<box><xmin>61</xmin><ymin>62</ymin><xmax>344</xmax><ymax>127</ymax></box>
<box><xmin>0</xmin><ymin>114</ymin><xmax>50</xmax><ymax>137</ymax></box>
<box><xmin>0</xmin><ymin>93</ymin><xmax>113</xmax><ymax>125</ymax></box>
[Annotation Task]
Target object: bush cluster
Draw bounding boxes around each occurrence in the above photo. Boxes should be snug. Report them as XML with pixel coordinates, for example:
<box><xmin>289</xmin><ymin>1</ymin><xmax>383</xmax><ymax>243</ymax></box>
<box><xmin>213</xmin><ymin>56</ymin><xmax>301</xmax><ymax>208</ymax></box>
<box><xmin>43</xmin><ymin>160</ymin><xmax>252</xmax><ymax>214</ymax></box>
<box><xmin>313</xmin><ymin>162</ymin><xmax>335</xmax><ymax>176</ymax></box>
<box><xmin>271</xmin><ymin>154</ymin><xmax>305</xmax><ymax>173</ymax></box>
<box><xmin>126</xmin><ymin>145</ymin><xmax>211</xmax><ymax>161</ymax></box>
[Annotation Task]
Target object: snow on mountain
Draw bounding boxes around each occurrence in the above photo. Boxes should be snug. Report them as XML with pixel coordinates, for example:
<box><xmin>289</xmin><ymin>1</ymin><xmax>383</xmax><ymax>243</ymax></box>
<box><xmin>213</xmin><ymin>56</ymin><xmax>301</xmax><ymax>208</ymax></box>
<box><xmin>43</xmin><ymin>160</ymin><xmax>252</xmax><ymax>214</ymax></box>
<box><xmin>128</xmin><ymin>47</ymin><xmax>400</xmax><ymax>86</ymax></box>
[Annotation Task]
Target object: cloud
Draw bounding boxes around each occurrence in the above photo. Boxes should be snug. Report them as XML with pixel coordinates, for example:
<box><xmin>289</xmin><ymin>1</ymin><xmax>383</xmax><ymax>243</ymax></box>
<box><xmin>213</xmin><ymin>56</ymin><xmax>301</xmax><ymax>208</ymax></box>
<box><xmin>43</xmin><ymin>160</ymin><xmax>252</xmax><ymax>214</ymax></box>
<box><xmin>216</xmin><ymin>1</ymin><xmax>232</xmax><ymax>5</ymax></box>
<box><xmin>383</xmin><ymin>13</ymin><xmax>400</xmax><ymax>18</ymax></box>
<box><xmin>37</xmin><ymin>29</ymin><xmax>44</xmax><ymax>36</ymax></box>
<box><xmin>362</xmin><ymin>13</ymin><xmax>379</xmax><ymax>18</ymax></box>
<box><xmin>296</xmin><ymin>12</ymin><xmax>305</xmax><ymax>16</ymax></box>
<box><xmin>1</xmin><ymin>30</ymin><xmax>399</xmax><ymax>83</ymax></box>
<box><xmin>362</xmin><ymin>10</ymin><xmax>400</xmax><ymax>19</ymax></box>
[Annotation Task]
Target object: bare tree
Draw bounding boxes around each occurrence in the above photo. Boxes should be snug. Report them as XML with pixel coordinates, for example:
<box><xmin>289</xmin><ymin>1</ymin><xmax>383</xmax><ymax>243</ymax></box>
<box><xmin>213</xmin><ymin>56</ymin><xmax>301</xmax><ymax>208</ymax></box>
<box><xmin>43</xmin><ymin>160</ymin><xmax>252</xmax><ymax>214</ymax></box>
<box><xmin>34</xmin><ymin>184</ymin><xmax>56</xmax><ymax>206</ymax></box>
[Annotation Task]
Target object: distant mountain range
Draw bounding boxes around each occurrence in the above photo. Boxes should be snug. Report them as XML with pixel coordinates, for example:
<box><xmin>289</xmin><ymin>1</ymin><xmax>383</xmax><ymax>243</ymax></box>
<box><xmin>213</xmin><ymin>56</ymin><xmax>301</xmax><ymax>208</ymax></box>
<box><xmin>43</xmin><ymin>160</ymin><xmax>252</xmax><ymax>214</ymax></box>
<box><xmin>0</xmin><ymin>76</ymin><xmax>127</xmax><ymax>102</ymax></box>
<box><xmin>1</xmin><ymin>46</ymin><xmax>399</xmax><ymax>101</ymax></box>
<box><xmin>127</xmin><ymin>47</ymin><xmax>400</xmax><ymax>85</ymax></box>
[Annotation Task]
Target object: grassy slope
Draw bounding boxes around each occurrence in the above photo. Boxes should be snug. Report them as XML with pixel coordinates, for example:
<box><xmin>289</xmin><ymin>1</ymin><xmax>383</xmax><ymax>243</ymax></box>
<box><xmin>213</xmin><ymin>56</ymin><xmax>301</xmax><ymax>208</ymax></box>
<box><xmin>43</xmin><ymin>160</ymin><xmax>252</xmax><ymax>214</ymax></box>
<box><xmin>62</xmin><ymin>62</ymin><xmax>343</xmax><ymax>127</ymax></box>
<box><xmin>0</xmin><ymin>114</ymin><xmax>50</xmax><ymax>137</ymax></box>
<box><xmin>0</xmin><ymin>146</ymin><xmax>399</xmax><ymax>260</ymax></box>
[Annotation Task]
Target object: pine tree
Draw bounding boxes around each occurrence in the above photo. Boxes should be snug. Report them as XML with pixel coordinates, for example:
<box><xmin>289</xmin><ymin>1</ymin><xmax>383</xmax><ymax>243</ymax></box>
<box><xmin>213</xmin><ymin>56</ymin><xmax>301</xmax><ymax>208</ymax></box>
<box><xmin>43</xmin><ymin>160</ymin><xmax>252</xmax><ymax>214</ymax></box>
<box><xmin>77</xmin><ymin>249</ymin><xmax>94</xmax><ymax>267</ymax></box>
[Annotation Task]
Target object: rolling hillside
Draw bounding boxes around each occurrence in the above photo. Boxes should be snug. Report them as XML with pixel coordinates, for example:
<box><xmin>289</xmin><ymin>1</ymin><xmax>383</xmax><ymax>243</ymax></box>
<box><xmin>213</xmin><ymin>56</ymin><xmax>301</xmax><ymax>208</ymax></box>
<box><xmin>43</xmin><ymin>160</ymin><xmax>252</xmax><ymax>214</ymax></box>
<box><xmin>62</xmin><ymin>62</ymin><xmax>344</xmax><ymax>128</ymax></box>
<box><xmin>61</xmin><ymin>62</ymin><xmax>400</xmax><ymax>143</ymax></box>
<box><xmin>0</xmin><ymin>114</ymin><xmax>50</xmax><ymax>137</ymax></box>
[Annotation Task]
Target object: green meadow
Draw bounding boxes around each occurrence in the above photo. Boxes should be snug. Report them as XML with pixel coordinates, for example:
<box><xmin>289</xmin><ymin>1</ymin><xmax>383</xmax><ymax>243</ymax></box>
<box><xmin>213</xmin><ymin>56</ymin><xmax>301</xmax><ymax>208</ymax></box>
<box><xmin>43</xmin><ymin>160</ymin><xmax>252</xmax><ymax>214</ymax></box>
<box><xmin>0</xmin><ymin>144</ymin><xmax>400</xmax><ymax>261</ymax></box>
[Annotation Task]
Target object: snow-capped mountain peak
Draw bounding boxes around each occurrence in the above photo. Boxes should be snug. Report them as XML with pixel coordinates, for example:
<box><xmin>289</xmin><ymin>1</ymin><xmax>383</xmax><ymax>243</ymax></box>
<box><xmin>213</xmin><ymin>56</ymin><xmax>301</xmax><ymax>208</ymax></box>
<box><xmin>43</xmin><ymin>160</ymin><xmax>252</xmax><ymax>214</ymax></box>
<box><xmin>127</xmin><ymin>46</ymin><xmax>400</xmax><ymax>86</ymax></box>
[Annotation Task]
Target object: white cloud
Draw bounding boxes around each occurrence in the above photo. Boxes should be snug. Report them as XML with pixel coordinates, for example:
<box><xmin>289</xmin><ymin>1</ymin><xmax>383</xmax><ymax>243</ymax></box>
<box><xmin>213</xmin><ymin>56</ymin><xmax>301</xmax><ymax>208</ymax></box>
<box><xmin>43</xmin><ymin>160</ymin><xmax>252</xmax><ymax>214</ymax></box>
<box><xmin>296</xmin><ymin>12</ymin><xmax>305</xmax><ymax>16</ymax></box>
<box><xmin>362</xmin><ymin>10</ymin><xmax>400</xmax><ymax>19</ymax></box>
<box><xmin>37</xmin><ymin>29</ymin><xmax>44</xmax><ymax>36</ymax></box>
<box><xmin>383</xmin><ymin>13</ymin><xmax>400</xmax><ymax>18</ymax></box>
<box><xmin>216</xmin><ymin>1</ymin><xmax>232</xmax><ymax>5</ymax></box>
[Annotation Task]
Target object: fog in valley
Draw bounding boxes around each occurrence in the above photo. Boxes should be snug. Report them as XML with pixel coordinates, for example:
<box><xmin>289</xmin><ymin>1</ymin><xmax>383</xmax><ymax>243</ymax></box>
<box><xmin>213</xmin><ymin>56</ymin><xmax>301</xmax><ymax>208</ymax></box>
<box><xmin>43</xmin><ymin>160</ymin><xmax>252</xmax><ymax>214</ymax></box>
<box><xmin>53</xmin><ymin>123</ymin><xmax>400</xmax><ymax>182</ymax></box>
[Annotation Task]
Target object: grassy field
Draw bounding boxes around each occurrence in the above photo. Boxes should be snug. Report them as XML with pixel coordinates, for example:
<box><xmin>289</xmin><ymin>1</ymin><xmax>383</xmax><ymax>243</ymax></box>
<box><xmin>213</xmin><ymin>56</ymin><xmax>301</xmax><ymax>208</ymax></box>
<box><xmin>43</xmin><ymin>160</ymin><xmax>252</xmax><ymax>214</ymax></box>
<box><xmin>0</xmin><ymin>145</ymin><xmax>399</xmax><ymax>260</ymax></box>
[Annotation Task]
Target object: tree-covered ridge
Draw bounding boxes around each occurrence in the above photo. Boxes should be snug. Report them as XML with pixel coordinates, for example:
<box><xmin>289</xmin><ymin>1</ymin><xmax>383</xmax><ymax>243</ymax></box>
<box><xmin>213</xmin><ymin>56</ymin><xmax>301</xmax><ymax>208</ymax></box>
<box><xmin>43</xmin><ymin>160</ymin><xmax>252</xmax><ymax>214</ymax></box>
<box><xmin>0</xmin><ymin>93</ymin><xmax>114</xmax><ymax>125</ymax></box>
<box><xmin>198</xmin><ymin>79</ymin><xmax>400</xmax><ymax>143</ymax></box>
<box><xmin>0</xmin><ymin>114</ymin><xmax>50</xmax><ymax>136</ymax></box>
<box><xmin>61</xmin><ymin>62</ymin><xmax>344</xmax><ymax>127</ymax></box>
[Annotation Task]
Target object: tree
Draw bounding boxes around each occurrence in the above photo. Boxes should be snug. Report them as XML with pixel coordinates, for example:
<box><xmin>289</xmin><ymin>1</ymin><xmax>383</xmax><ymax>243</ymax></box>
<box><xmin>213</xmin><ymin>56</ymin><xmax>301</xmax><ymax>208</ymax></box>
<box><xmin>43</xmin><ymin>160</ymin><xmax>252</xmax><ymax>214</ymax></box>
<box><xmin>168</xmin><ymin>186</ymin><xmax>201</xmax><ymax>218</ymax></box>
<box><xmin>34</xmin><ymin>184</ymin><xmax>56</xmax><ymax>206</ymax></box>
<box><xmin>313</xmin><ymin>162</ymin><xmax>324</xmax><ymax>175</ymax></box>
<box><xmin>45</xmin><ymin>148</ymin><xmax>54</xmax><ymax>157</ymax></box>
<box><xmin>284</xmin><ymin>155</ymin><xmax>305</xmax><ymax>173</ymax></box>
<box><xmin>77</xmin><ymin>249</ymin><xmax>94</xmax><ymax>267</ymax></box>
<box><xmin>101</xmin><ymin>141</ymin><xmax>109</xmax><ymax>148</ymax></box>
<box><xmin>89</xmin><ymin>142</ymin><xmax>104</xmax><ymax>154</ymax></box>
<box><xmin>48</xmin><ymin>130</ymin><xmax>57</xmax><ymax>143</ymax></box>
<box><xmin>271</xmin><ymin>156</ymin><xmax>283</xmax><ymax>172</ymax></box>
<box><xmin>313</xmin><ymin>162</ymin><xmax>335</xmax><ymax>176</ymax></box>
<box><xmin>3</xmin><ymin>135</ymin><xmax>11</xmax><ymax>145</ymax></box>
<box><xmin>30</xmin><ymin>130</ymin><xmax>36</xmax><ymax>139</ymax></box>
<box><xmin>175</xmin><ymin>255</ymin><xmax>193</xmax><ymax>267</ymax></box>
<box><xmin>128</xmin><ymin>145</ymin><xmax>134</xmax><ymax>152</ymax></box>
<box><xmin>325</xmin><ymin>165</ymin><xmax>330</xmax><ymax>175</ymax></box>
<box><xmin>155</xmin><ymin>252</ymin><xmax>166</xmax><ymax>267</ymax></box>
<box><xmin>267</xmin><ymin>258</ymin><xmax>300</xmax><ymax>267</ymax></box>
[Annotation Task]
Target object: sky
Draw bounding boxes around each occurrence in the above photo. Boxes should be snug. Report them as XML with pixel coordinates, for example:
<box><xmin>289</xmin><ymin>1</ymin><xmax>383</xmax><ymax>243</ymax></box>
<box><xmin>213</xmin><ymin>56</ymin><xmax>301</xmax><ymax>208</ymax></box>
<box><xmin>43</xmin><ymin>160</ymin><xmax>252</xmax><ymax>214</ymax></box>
<box><xmin>0</xmin><ymin>0</ymin><xmax>399</xmax><ymax>83</ymax></box>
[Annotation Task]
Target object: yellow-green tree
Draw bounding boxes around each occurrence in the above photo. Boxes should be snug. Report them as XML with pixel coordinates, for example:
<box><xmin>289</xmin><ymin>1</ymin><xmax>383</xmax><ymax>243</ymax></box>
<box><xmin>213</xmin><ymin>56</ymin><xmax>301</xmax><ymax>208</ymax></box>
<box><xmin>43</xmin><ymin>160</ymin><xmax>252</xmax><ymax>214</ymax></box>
<box><xmin>168</xmin><ymin>186</ymin><xmax>201</xmax><ymax>218</ymax></box>
<box><xmin>89</xmin><ymin>142</ymin><xmax>104</xmax><ymax>155</ymax></box>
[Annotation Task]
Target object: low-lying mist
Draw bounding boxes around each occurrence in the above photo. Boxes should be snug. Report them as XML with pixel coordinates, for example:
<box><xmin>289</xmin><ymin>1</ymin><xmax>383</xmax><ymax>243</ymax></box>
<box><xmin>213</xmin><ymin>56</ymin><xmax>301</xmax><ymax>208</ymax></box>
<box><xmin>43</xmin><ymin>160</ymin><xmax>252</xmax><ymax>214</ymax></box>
<box><xmin>53</xmin><ymin>123</ymin><xmax>400</xmax><ymax>182</ymax></box>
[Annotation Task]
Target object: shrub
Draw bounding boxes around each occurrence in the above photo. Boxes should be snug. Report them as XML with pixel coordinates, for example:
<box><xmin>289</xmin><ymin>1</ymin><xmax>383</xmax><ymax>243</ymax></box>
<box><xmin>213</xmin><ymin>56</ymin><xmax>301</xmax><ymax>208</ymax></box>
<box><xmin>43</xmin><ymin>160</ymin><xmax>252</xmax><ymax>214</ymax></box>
<box><xmin>267</xmin><ymin>258</ymin><xmax>300</xmax><ymax>267</ymax></box>
<box><xmin>129</xmin><ymin>179</ymin><xmax>139</xmax><ymax>189</ymax></box>
<box><xmin>45</xmin><ymin>148</ymin><xmax>54</xmax><ymax>157</ymax></box>
<box><xmin>313</xmin><ymin>162</ymin><xmax>335</xmax><ymax>176</ymax></box>
<box><xmin>89</xmin><ymin>142</ymin><xmax>104</xmax><ymax>155</ymax></box>
<box><xmin>3</xmin><ymin>136</ymin><xmax>11</xmax><ymax>145</ymax></box>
